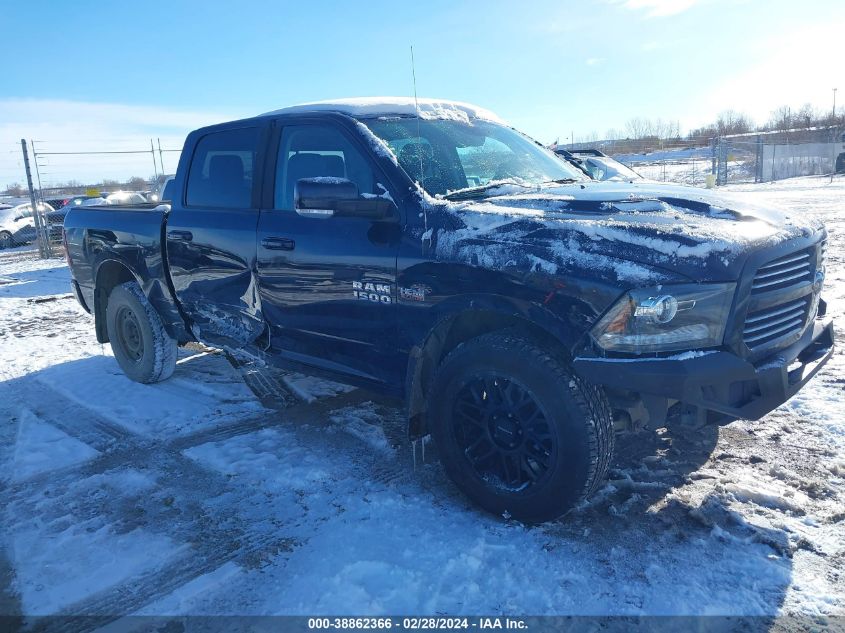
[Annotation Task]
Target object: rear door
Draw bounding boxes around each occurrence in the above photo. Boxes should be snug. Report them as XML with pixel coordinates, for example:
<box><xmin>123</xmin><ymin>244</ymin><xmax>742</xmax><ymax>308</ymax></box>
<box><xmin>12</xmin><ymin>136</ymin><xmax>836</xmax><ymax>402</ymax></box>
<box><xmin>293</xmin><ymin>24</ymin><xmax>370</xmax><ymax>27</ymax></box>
<box><xmin>166</xmin><ymin>123</ymin><xmax>268</xmax><ymax>347</ymax></box>
<box><xmin>255</xmin><ymin>119</ymin><xmax>403</xmax><ymax>387</ymax></box>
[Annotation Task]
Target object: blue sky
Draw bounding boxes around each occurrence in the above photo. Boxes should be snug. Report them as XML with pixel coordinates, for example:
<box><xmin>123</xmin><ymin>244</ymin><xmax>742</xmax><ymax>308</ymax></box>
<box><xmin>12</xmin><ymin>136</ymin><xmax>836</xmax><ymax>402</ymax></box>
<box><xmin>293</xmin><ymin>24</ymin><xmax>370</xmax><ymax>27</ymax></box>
<box><xmin>2</xmin><ymin>0</ymin><xmax>842</xmax><ymax>186</ymax></box>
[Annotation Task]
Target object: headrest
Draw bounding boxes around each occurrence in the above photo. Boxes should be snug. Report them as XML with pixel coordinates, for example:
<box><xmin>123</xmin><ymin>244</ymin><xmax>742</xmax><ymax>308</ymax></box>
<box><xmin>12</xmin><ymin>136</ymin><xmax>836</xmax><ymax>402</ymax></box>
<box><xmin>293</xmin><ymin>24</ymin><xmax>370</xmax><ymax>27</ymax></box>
<box><xmin>209</xmin><ymin>154</ymin><xmax>244</xmax><ymax>182</ymax></box>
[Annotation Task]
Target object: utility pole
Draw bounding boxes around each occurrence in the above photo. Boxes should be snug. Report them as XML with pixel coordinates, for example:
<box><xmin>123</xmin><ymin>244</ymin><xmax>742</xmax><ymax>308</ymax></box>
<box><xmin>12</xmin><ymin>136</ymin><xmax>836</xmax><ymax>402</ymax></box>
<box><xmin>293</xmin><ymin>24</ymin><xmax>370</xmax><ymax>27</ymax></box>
<box><xmin>20</xmin><ymin>139</ymin><xmax>50</xmax><ymax>258</ymax></box>
<box><xmin>158</xmin><ymin>138</ymin><xmax>165</xmax><ymax>175</ymax></box>
<box><xmin>150</xmin><ymin>139</ymin><xmax>159</xmax><ymax>181</ymax></box>
<box><xmin>832</xmin><ymin>88</ymin><xmax>838</xmax><ymax>183</ymax></box>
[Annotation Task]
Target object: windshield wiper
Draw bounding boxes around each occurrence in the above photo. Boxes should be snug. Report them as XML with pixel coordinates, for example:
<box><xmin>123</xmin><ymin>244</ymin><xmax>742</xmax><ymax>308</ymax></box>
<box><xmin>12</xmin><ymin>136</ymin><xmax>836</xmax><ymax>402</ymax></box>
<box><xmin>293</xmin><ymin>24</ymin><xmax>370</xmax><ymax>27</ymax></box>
<box><xmin>540</xmin><ymin>178</ymin><xmax>580</xmax><ymax>186</ymax></box>
<box><xmin>442</xmin><ymin>180</ymin><xmax>533</xmax><ymax>201</ymax></box>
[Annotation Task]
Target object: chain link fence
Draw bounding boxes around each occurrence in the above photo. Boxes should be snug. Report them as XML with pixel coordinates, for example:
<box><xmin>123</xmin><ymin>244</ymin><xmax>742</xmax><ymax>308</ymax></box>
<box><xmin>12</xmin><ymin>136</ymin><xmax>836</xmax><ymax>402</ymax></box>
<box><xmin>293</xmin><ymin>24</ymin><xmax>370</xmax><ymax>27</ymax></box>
<box><xmin>711</xmin><ymin>129</ymin><xmax>844</xmax><ymax>185</ymax></box>
<box><xmin>593</xmin><ymin>126</ymin><xmax>845</xmax><ymax>187</ymax></box>
<box><xmin>1</xmin><ymin>139</ymin><xmax>183</xmax><ymax>257</ymax></box>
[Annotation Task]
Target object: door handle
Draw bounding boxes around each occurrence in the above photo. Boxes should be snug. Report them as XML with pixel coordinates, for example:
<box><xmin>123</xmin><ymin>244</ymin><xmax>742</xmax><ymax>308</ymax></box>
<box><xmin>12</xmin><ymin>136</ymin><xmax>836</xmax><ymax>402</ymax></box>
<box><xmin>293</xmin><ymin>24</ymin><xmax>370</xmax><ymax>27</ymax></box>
<box><xmin>261</xmin><ymin>237</ymin><xmax>295</xmax><ymax>251</ymax></box>
<box><xmin>167</xmin><ymin>230</ymin><xmax>193</xmax><ymax>241</ymax></box>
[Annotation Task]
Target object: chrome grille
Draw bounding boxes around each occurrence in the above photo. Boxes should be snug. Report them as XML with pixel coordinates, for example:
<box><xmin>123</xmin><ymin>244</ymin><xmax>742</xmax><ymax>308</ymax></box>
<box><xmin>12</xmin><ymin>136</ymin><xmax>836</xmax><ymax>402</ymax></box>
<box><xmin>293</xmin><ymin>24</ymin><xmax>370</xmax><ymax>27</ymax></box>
<box><xmin>750</xmin><ymin>249</ymin><xmax>813</xmax><ymax>294</ymax></box>
<box><xmin>743</xmin><ymin>298</ymin><xmax>810</xmax><ymax>349</ymax></box>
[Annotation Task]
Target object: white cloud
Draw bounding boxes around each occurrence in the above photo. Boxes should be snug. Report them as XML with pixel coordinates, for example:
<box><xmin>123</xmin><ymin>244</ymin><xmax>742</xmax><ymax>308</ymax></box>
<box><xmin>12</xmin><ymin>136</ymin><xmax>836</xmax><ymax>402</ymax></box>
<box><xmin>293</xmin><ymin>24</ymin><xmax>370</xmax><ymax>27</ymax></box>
<box><xmin>585</xmin><ymin>57</ymin><xmax>603</xmax><ymax>66</ymax></box>
<box><xmin>614</xmin><ymin>0</ymin><xmax>700</xmax><ymax>17</ymax></box>
<box><xmin>0</xmin><ymin>99</ymin><xmax>244</xmax><ymax>188</ymax></box>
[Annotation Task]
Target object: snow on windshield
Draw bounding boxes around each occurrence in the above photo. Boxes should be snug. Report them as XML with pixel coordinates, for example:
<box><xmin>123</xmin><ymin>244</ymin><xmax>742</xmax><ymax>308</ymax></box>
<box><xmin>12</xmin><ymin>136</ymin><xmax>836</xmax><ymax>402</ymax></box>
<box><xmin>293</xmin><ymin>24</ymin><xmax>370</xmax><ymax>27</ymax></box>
<box><xmin>361</xmin><ymin>118</ymin><xmax>585</xmax><ymax>198</ymax></box>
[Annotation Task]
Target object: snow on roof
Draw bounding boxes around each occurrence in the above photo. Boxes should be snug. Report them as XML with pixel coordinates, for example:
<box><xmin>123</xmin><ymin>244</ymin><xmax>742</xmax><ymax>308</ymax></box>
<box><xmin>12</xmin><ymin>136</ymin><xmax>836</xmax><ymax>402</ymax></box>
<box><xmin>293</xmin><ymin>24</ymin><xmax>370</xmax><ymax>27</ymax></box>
<box><xmin>262</xmin><ymin>97</ymin><xmax>505</xmax><ymax>124</ymax></box>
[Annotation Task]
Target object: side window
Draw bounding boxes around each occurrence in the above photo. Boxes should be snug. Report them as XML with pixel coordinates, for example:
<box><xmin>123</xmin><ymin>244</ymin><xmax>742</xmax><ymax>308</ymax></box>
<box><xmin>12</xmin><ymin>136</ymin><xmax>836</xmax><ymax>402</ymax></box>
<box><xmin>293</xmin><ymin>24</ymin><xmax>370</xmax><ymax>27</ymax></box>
<box><xmin>585</xmin><ymin>160</ymin><xmax>605</xmax><ymax>180</ymax></box>
<box><xmin>275</xmin><ymin>125</ymin><xmax>377</xmax><ymax>210</ymax></box>
<box><xmin>186</xmin><ymin>127</ymin><xmax>259</xmax><ymax>208</ymax></box>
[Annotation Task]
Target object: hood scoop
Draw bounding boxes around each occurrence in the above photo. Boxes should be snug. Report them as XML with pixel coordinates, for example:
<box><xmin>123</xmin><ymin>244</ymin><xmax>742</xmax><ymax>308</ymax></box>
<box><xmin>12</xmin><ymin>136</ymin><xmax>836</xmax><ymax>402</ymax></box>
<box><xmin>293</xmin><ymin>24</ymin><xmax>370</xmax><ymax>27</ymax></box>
<box><xmin>480</xmin><ymin>192</ymin><xmax>745</xmax><ymax>221</ymax></box>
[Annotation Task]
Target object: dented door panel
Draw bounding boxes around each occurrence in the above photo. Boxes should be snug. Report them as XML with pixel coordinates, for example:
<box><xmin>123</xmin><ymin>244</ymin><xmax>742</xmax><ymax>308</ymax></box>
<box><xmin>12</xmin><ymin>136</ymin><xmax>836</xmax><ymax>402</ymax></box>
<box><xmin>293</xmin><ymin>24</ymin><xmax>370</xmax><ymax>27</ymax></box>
<box><xmin>166</xmin><ymin>207</ymin><xmax>263</xmax><ymax>347</ymax></box>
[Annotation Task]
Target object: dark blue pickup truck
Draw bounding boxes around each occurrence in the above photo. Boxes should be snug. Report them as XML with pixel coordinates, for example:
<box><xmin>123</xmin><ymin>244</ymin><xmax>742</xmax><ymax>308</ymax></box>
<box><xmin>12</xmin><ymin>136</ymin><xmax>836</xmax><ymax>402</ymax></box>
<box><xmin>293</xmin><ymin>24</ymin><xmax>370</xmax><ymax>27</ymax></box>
<box><xmin>63</xmin><ymin>98</ymin><xmax>834</xmax><ymax>522</ymax></box>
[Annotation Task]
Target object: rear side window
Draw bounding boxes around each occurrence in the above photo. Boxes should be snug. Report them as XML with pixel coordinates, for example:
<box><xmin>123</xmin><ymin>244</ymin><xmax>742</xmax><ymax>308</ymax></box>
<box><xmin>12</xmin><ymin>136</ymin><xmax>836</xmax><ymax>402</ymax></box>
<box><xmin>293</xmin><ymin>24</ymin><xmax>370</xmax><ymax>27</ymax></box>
<box><xmin>186</xmin><ymin>127</ymin><xmax>259</xmax><ymax>208</ymax></box>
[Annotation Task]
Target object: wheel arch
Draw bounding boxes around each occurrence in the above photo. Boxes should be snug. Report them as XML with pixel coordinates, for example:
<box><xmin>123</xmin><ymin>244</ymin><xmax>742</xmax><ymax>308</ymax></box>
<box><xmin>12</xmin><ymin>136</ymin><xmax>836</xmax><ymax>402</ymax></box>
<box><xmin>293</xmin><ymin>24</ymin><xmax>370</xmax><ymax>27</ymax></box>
<box><xmin>93</xmin><ymin>259</ymin><xmax>138</xmax><ymax>343</ymax></box>
<box><xmin>93</xmin><ymin>259</ymin><xmax>191</xmax><ymax>344</ymax></box>
<box><xmin>405</xmin><ymin>299</ymin><xmax>583</xmax><ymax>439</ymax></box>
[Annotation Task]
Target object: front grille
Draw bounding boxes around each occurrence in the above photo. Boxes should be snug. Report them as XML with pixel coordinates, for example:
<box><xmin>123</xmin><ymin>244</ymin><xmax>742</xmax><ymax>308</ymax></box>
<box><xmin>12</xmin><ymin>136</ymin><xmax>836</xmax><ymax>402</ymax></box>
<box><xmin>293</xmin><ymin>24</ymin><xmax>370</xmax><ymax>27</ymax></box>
<box><xmin>743</xmin><ymin>297</ymin><xmax>810</xmax><ymax>349</ymax></box>
<box><xmin>750</xmin><ymin>249</ymin><xmax>813</xmax><ymax>294</ymax></box>
<box><xmin>742</xmin><ymin>243</ymin><xmax>822</xmax><ymax>353</ymax></box>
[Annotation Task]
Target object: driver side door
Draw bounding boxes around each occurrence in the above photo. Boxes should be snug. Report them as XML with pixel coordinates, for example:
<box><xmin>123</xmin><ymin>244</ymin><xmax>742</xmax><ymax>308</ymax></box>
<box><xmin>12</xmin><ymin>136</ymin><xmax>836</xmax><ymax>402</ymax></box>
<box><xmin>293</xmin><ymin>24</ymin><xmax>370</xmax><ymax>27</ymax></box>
<box><xmin>255</xmin><ymin>120</ymin><xmax>404</xmax><ymax>389</ymax></box>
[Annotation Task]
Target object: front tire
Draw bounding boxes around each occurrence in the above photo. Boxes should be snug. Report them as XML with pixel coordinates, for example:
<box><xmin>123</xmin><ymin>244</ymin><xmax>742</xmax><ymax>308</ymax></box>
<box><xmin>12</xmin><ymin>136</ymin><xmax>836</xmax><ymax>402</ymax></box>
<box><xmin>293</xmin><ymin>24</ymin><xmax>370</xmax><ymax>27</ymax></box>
<box><xmin>428</xmin><ymin>330</ymin><xmax>614</xmax><ymax>523</ymax></box>
<box><xmin>106</xmin><ymin>281</ymin><xmax>177</xmax><ymax>384</ymax></box>
<box><xmin>0</xmin><ymin>231</ymin><xmax>13</xmax><ymax>250</ymax></box>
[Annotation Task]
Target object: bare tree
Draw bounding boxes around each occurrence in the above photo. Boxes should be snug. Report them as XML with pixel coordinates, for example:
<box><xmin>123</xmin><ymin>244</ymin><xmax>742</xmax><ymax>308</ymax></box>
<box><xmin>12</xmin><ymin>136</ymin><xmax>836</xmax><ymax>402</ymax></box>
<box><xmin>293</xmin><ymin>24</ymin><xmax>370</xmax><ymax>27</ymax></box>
<box><xmin>766</xmin><ymin>106</ymin><xmax>793</xmax><ymax>131</ymax></box>
<box><xmin>3</xmin><ymin>183</ymin><xmax>26</xmax><ymax>197</ymax></box>
<box><xmin>624</xmin><ymin>117</ymin><xmax>653</xmax><ymax>139</ymax></box>
<box><xmin>126</xmin><ymin>176</ymin><xmax>148</xmax><ymax>191</ymax></box>
<box><xmin>795</xmin><ymin>103</ymin><xmax>818</xmax><ymax>129</ymax></box>
<box><xmin>715</xmin><ymin>110</ymin><xmax>753</xmax><ymax>136</ymax></box>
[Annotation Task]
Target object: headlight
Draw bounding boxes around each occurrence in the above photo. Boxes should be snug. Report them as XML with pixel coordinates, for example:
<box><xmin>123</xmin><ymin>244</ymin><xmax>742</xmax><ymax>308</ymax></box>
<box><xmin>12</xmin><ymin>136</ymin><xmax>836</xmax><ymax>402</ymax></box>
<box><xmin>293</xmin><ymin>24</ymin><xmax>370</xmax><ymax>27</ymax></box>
<box><xmin>591</xmin><ymin>283</ymin><xmax>736</xmax><ymax>354</ymax></box>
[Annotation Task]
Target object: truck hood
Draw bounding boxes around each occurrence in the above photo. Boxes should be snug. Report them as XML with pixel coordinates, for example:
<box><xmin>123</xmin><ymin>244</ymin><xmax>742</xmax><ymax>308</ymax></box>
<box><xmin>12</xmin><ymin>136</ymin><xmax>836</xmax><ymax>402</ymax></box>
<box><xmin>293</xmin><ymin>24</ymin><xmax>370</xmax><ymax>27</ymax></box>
<box><xmin>430</xmin><ymin>180</ymin><xmax>825</xmax><ymax>285</ymax></box>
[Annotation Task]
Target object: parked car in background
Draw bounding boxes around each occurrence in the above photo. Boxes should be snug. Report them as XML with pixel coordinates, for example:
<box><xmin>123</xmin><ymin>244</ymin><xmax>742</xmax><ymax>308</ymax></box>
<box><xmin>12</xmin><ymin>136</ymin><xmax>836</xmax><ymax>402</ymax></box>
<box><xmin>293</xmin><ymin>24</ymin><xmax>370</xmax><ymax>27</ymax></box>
<box><xmin>43</xmin><ymin>195</ymin><xmax>101</xmax><ymax>210</ymax></box>
<box><xmin>0</xmin><ymin>201</ymin><xmax>54</xmax><ymax>249</ymax></box>
<box><xmin>161</xmin><ymin>177</ymin><xmax>176</xmax><ymax>202</ymax></box>
<box><xmin>555</xmin><ymin>148</ymin><xmax>643</xmax><ymax>182</ymax></box>
<box><xmin>105</xmin><ymin>191</ymin><xmax>147</xmax><ymax>205</ymax></box>
<box><xmin>836</xmin><ymin>132</ymin><xmax>845</xmax><ymax>174</ymax></box>
<box><xmin>47</xmin><ymin>196</ymin><xmax>108</xmax><ymax>239</ymax></box>
<box><xmin>149</xmin><ymin>176</ymin><xmax>175</xmax><ymax>202</ymax></box>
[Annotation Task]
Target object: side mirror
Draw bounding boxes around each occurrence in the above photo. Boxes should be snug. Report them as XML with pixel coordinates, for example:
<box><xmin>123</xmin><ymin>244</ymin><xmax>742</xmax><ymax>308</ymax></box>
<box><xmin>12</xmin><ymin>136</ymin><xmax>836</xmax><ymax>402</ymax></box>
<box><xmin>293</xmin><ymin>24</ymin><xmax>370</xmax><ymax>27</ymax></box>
<box><xmin>294</xmin><ymin>177</ymin><xmax>394</xmax><ymax>220</ymax></box>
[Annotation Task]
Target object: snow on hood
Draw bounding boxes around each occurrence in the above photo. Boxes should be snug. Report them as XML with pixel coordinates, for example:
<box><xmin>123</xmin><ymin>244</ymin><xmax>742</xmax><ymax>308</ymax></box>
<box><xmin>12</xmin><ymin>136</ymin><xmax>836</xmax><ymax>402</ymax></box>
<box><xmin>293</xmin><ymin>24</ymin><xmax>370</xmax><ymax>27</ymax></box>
<box><xmin>429</xmin><ymin>180</ymin><xmax>823</xmax><ymax>285</ymax></box>
<box><xmin>263</xmin><ymin>97</ymin><xmax>505</xmax><ymax>125</ymax></box>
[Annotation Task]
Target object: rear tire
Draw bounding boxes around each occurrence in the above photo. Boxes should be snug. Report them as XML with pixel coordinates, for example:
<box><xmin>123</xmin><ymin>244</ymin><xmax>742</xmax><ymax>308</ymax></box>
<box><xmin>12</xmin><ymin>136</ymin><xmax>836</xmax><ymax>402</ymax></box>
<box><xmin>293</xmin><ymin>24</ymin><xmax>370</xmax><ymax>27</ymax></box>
<box><xmin>0</xmin><ymin>231</ymin><xmax>13</xmax><ymax>250</ymax></box>
<box><xmin>427</xmin><ymin>330</ymin><xmax>614</xmax><ymax>523</ymax></box>
<box><xmin>106</xmin><ymin>281</ymin><xmax>177</xmax><ymax>384</ymax></box>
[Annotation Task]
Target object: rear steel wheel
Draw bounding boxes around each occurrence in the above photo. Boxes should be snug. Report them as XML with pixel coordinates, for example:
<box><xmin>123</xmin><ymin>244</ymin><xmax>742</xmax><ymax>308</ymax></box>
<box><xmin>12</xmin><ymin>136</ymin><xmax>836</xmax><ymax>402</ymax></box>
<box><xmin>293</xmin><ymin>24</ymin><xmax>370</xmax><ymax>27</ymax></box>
<box><xmin>105</xmin><ymin>281</ymin><xmax>177</xmax><ymax>383</ymax></box>
<box><xmin>114</xmin><ymin>306</ymin><xmax>145</xmax><ymax>362</ymax></box>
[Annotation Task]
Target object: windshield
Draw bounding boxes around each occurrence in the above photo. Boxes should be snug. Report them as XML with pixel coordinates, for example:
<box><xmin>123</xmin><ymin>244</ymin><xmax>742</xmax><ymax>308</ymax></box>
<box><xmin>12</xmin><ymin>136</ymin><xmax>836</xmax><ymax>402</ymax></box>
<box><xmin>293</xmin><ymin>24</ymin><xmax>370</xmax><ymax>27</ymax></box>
<box><xmin>579</xmin><ymin>156</ymin><xmax>641</xmax><ymax>181</ymax></box>
<box><xmin>360</xmin><ymin>117</ymin><xmax>585</xmax><ymax>197</ymax></box>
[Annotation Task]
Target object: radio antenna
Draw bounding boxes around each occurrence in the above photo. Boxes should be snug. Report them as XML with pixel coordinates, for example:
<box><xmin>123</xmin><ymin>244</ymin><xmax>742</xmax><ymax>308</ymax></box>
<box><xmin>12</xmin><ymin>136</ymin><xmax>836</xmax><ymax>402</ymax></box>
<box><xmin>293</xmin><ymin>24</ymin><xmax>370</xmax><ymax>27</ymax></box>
<box><xmin>410</xmin><ymin>45</ymin><xmax>428</xmax><ymax>233</ymax></box>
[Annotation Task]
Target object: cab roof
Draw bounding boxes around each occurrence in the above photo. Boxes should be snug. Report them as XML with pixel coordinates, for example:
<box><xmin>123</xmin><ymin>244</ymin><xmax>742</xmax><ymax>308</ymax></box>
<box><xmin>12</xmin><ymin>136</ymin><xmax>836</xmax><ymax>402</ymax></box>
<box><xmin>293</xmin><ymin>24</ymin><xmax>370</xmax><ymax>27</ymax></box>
<box><xmin>262</xmin><ymin>97</ymin><xmax>505</xmax><ymax>124</ymax></box>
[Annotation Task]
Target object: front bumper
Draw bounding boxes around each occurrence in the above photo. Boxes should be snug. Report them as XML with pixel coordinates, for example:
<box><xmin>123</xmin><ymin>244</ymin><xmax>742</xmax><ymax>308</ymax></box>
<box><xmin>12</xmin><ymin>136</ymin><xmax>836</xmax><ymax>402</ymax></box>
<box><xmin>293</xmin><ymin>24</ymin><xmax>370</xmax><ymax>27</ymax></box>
<box><xmin>573</xmin><ymin>317</ymin><xmax>834</xmax><ymax>422</ymax></box>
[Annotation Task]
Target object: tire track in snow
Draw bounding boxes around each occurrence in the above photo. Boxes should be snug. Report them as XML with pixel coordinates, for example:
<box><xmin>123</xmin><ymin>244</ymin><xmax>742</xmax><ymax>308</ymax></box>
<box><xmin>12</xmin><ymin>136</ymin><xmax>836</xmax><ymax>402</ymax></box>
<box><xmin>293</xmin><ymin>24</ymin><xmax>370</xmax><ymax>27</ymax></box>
<box><xmin>169</xmin><ymin>388</ymin><xmax>370</xmax><ymax>451</ymax></box>
<box><xmin>4</xmin><ymin>367</ymin><xmax>392</xmax><ymax>629</ymax></box>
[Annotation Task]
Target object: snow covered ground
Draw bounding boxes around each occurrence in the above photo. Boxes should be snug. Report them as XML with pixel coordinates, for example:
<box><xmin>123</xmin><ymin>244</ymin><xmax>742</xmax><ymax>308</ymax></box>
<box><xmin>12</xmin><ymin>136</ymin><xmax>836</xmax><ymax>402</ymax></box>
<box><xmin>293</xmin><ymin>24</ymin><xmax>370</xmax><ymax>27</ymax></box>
<box><xmin>1</xmin><ymin>176</ymin><xmax>844</xmax><ymax>626</ymax></box>
<box><xmin>634</xmin><ymin>159</ymin><xmax>754</xmax><ymax>187</ymax></box>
